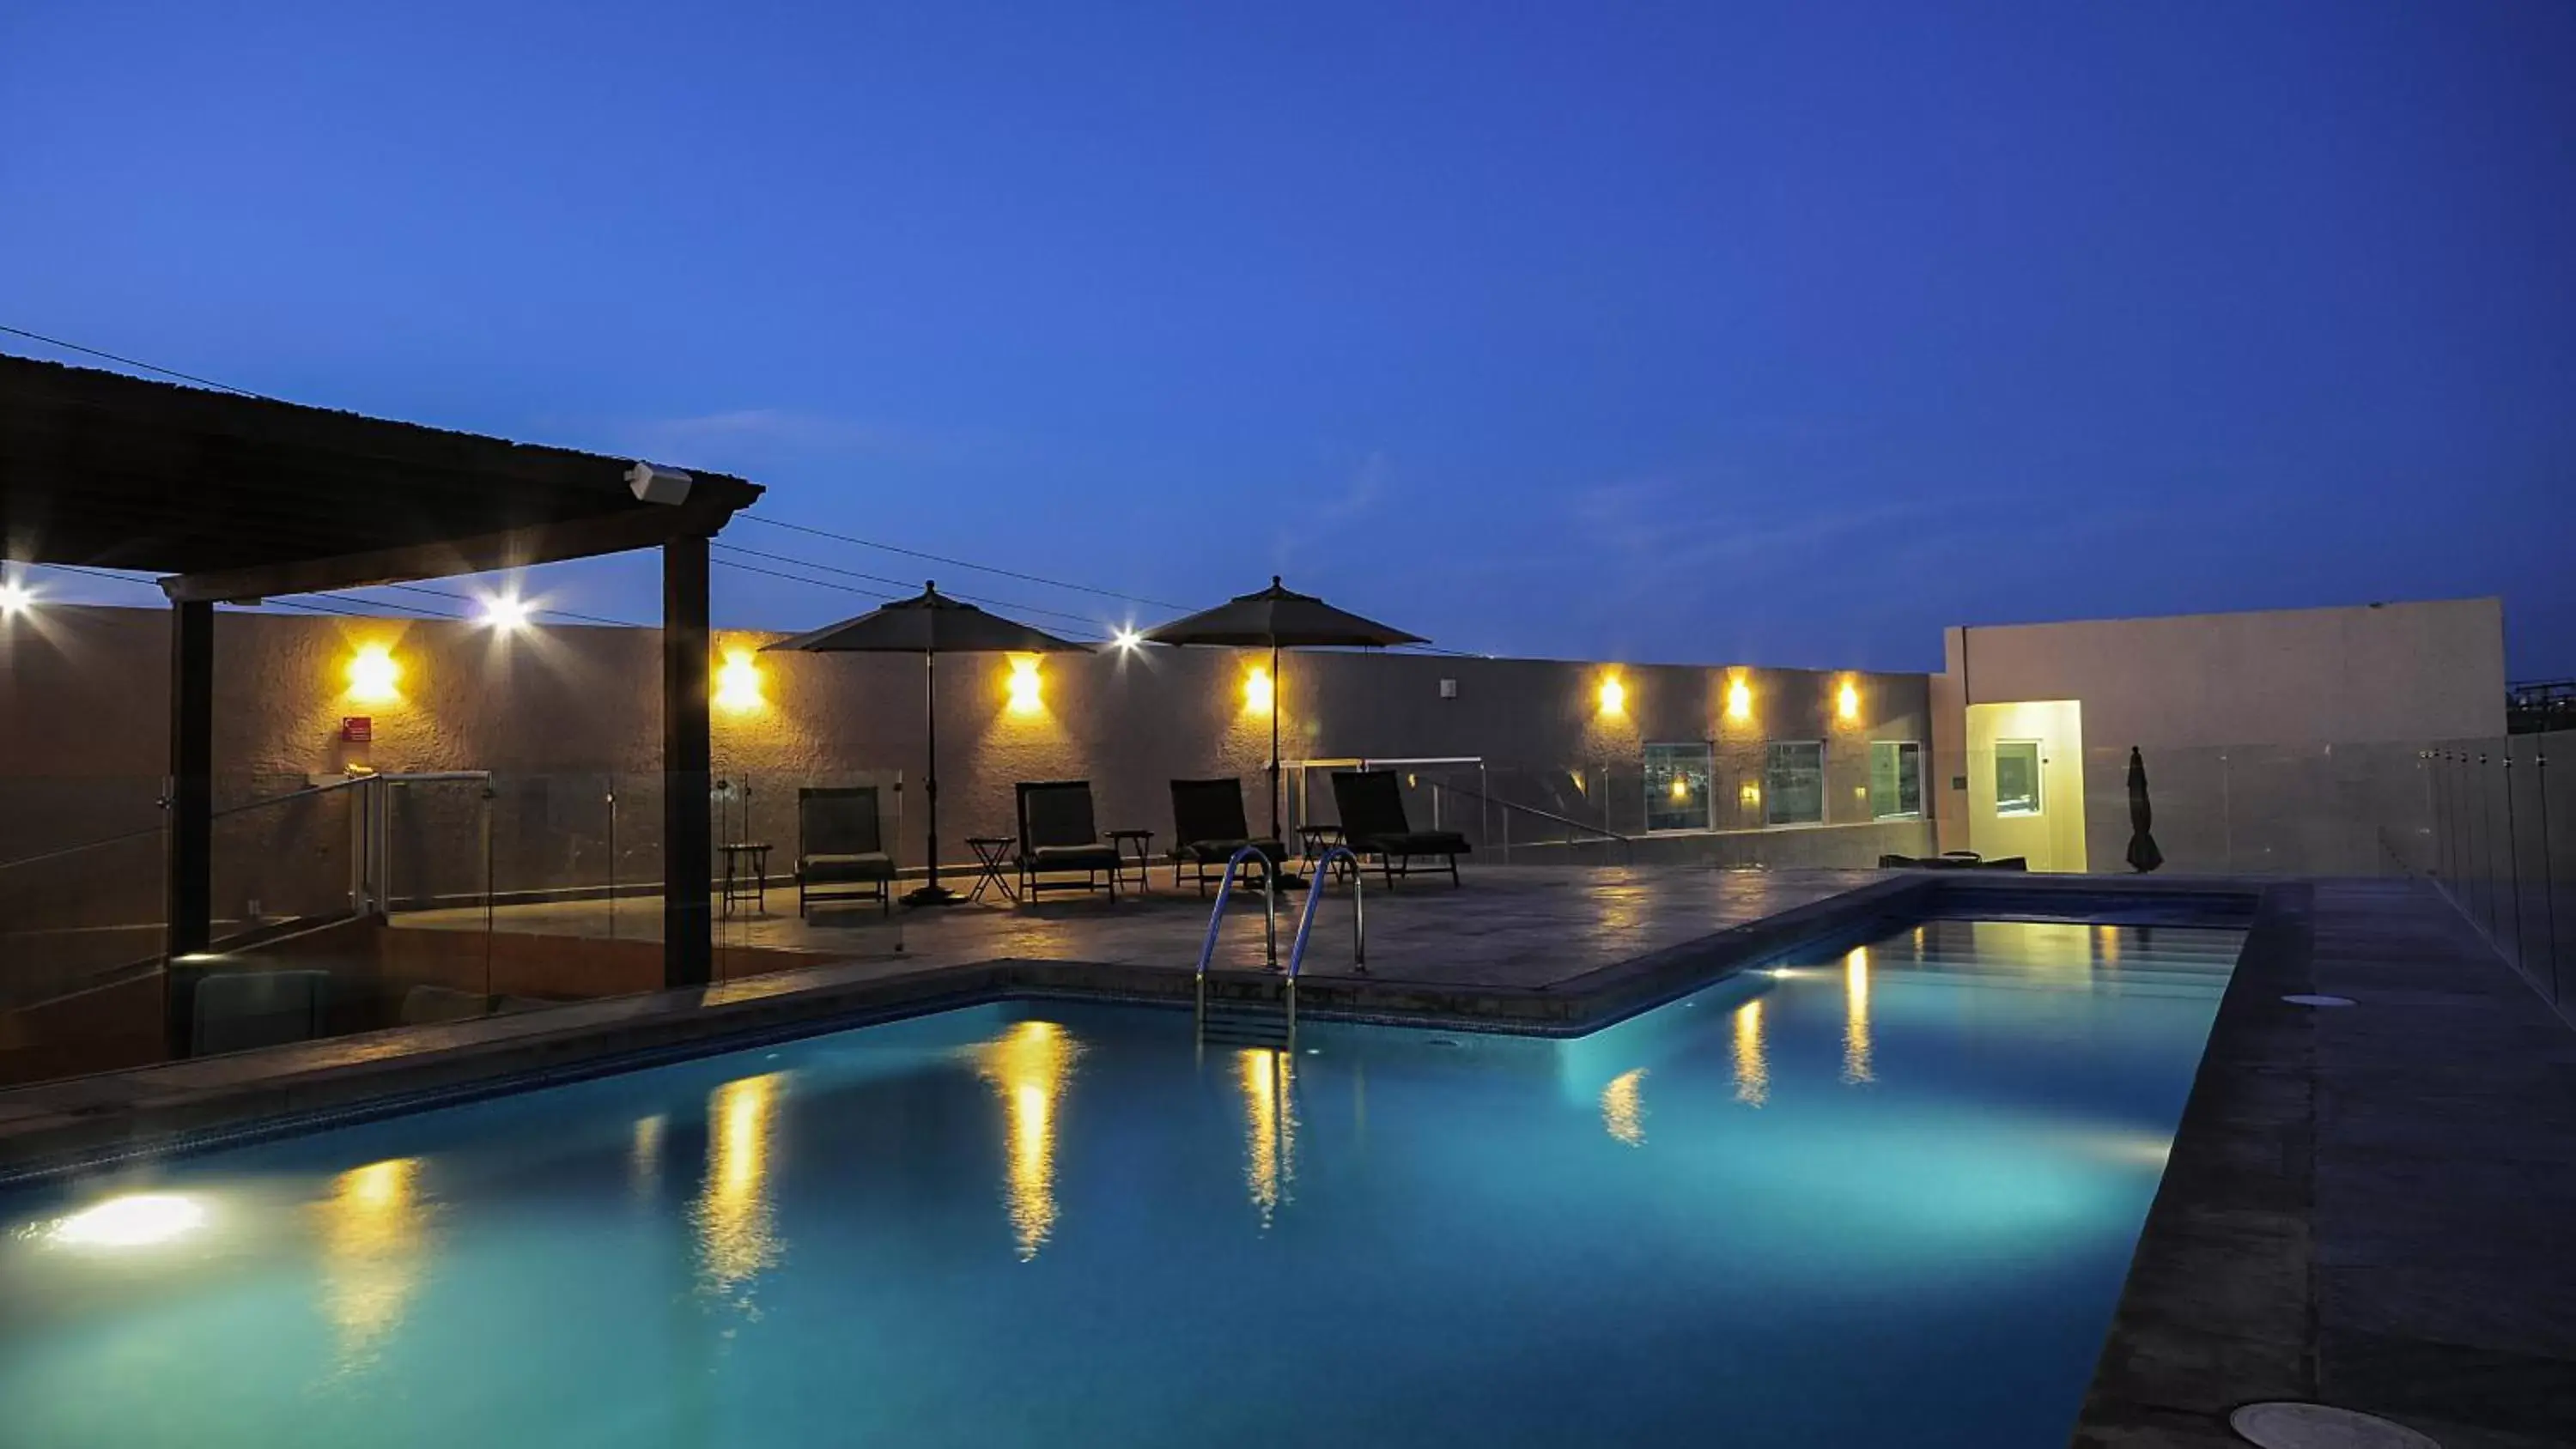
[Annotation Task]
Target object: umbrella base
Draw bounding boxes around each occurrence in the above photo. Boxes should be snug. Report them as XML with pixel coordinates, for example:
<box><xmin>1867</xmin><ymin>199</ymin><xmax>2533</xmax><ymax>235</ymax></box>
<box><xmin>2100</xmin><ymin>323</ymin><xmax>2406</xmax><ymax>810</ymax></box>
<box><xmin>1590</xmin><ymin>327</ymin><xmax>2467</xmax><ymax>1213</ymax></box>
<box><xmin>903</xmin><ymin>884</ymin><xmax>966</xmax><ymax>906</ymax></box>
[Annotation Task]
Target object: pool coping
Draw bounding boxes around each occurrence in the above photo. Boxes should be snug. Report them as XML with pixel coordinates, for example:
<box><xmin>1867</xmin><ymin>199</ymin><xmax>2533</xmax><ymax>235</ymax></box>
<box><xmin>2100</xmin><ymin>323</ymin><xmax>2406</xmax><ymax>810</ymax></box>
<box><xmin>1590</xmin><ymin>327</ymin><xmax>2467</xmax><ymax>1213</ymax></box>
<box><xmin>0</xmin><ymin>870</ymin><xmax>2262</xmax><ymax>1190</ymax></box>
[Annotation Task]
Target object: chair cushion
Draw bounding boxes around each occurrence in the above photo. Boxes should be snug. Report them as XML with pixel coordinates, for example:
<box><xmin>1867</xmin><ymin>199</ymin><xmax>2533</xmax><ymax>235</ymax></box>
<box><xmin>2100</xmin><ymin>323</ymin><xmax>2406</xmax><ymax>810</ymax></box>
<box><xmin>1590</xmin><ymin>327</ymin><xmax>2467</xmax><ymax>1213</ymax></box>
<box><xmin>1352</xmin><ymin>831</ymin><xmax>1470</xmax><ymax>856</ymax></box>
<box><xmin>803</xmin><ymin>852</ymin><xmax>894</xmax><ymax>882</ymax></box>
<box><xmin>1029</xmin><ymin>844</ymin><xmax>1119</xmax><ymax>870</ymax></box>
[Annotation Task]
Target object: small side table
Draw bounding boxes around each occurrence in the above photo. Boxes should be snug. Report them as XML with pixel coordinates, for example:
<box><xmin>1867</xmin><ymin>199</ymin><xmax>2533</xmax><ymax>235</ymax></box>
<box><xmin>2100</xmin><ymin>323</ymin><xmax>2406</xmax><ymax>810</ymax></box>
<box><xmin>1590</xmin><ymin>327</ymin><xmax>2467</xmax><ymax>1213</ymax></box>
<box><xmin>1107</xmin><ymin>829</ymin><xmax>1156</xmax><ymax>892</ymax></box>
<box><xmin>719</xmin><ymin>841</ymin><xmax>772</xmax><ymax>917</ymax></box>
<box><xmin>965</xmin><ymin>836</ymin><xmax>1018</xmax><ymax>904</ymax></box>
<box><xmin>1297</xmin><ymin>825</ymin><xmax>1353</xmax><ymax>880</ymax></box>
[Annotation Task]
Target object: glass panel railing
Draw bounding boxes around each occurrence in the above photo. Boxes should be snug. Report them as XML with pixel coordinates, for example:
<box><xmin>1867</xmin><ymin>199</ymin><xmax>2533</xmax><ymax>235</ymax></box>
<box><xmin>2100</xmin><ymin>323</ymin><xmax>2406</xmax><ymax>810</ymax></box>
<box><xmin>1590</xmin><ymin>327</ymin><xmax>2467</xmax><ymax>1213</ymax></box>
<box><xmin>2427</xmin><ymin>733</ymin><xmax>2567</xmax><ymax>1013</ymax></box>
<box><xmin>0</xmin><ymin>775</ymin><xmax>169</xmax><ymax>1086</ymax></box>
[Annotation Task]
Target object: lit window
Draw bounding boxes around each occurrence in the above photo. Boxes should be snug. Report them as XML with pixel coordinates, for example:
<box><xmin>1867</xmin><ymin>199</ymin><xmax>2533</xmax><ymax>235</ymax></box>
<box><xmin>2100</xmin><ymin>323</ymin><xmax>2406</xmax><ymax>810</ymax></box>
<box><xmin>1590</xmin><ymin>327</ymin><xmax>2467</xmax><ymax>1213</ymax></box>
<box><xmin>1643</xmin><ymin>743</ymin><xmax>1712</xmax><ymax>833</ymax></box>
<box><xmin>1764</xmin><ymin>741</ymin><xmax>1825</xmax><ymax>826</ymax></box>
<box><xmin>1995</xmin><ymin>741</ymin><xmax>2043</xmax><ymax>816</ymax></box>
<box><xmin>1869</xmin><ymin>742</ymin><xmax>1923</xmax><ymax>819</ymax></box>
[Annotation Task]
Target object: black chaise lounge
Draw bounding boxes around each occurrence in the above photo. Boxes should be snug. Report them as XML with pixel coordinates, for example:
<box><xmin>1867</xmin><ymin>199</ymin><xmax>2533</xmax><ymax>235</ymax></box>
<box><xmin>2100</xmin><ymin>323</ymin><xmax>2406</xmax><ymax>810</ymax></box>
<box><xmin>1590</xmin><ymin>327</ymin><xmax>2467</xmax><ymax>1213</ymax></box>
<box><xmin>797</xmin><ymin>785</ymin><xmax>895</xmax><ymax>917</ymax></box>
<box><xmin>1330</xmin><ymin>768</ymin><xmax>1470</xmax><ymax>888</ymax></box>
<box><xmin>1167</xmin><ymin>778</ymin><xmax>1285</xmax><ymax>894</ymax></box>
<box><xmin>1875</xmin><ymin>851</ymin><xmax>2030</xmax><ymax>871</ymax></box>
<box><xmin>1016</xmin><ymin>779</ymin><xmax>1122</xmax><ymax>900</ymax></box>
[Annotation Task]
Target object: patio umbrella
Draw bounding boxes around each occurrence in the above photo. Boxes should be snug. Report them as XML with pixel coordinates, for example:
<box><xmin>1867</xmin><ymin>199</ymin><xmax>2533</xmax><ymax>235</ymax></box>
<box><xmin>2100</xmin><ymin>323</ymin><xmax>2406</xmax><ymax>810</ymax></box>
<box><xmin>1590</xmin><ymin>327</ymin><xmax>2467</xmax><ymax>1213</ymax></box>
<box><xmin>766</xmin><ymin>582</ymin><xmax>1092</xmax><ymax>906</ymax></box>
<box><xmin>2124</xmin><ymin>746</ymin><xmax>2165</xmax><ymax>874</ymax></box>
<box><xmin>1139</xmin><ymin>575</ymin><xmax>1427</xmax><ymax>852</ymax></box>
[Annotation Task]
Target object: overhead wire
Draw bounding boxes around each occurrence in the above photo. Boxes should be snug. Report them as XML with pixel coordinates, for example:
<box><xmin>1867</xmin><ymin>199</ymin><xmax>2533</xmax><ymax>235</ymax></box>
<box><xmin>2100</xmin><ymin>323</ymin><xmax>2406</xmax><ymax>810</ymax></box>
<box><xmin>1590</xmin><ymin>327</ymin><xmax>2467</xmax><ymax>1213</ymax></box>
<box><xmin>5</xmin><ymin>322</ymin><xmax>1478</xmax><ymax>652</ymax></box>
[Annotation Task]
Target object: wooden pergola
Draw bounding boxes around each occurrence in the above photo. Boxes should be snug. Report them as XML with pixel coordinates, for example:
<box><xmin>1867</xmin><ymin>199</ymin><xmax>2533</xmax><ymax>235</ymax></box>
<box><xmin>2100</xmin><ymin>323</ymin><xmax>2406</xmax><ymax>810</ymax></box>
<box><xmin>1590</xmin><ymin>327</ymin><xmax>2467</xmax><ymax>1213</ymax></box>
<box><xmin>0</xmin><ymin>355</ymin><xmax>763</xmax><ymax>1049</ymax></box>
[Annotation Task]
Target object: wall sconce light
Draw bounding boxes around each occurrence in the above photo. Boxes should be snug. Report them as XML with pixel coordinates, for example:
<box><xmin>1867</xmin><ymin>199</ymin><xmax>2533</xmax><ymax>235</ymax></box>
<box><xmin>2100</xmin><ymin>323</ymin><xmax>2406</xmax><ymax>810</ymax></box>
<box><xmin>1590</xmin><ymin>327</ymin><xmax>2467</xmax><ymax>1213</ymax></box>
<box><xmin>345</xmin><ymin>643</ymin><xmax>401</xmax><ymax>704</ymax></box>
<box><xmin>1726</xmin><ymin>676</ymin><xmax>1753</xmax><ymax>723</ymax></box>
<box><xmin>1837</xmin><ymin>679</ymin><xmax>1861</xmax><ymax>723</ymax></box>
<box><xmin>1006</xmin><ymin>655</ymin><xmax>1044</xmax><ymax>715</ymax></box>
<box><xmin>1244</xmin><ymin>665</ymin><xmax>1274</xmax><ymax>716</ymax></box>
<box><xmin>1597</xmin><ymin>676</ymin><xmax>1626</xmax><ymax>717</ymax></box>
<box><xmin>714</xmin><ymin>649</ymin><xmax>763</xmax><ymax>713</ymax></box>
<box><xmin>1739</xmin><ymin>781</ymin><xmax>1762</xmax><ymax>809</ymax></box>
<box><xmin>1669</xmin><ymin>775</ymin><xmax>1690</xmax><ymax>802</ymax></box>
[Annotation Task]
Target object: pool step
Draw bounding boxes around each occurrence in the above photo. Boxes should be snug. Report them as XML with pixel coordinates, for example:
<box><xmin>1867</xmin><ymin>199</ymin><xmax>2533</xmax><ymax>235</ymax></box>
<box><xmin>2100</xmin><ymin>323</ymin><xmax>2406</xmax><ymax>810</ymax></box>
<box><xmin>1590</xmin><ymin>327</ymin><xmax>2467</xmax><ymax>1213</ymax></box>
<box><xmin>1198</xmin><ymin>1003</ymin><xmax>1294</xmax><ymax>1051</ymax></box>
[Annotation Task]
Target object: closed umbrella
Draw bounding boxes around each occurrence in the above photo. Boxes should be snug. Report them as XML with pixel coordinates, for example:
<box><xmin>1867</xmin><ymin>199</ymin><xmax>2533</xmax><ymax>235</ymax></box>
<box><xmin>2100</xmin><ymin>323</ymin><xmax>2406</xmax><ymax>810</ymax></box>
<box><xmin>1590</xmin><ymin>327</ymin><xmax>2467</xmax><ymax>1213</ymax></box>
<box><xmin>766</xmin><ymin>582</ymin><xmax>1092</xmax><ymax>905</ymax></box>
<box><xmin>2125</xmin><ymin>746</ymin><xmax>2165</xmax><ymax>874</ymax></box>
<box><xmin>1139</xmin><ymin>576</ymin><xmax>1427</xmax><ymax>858</ymax></box>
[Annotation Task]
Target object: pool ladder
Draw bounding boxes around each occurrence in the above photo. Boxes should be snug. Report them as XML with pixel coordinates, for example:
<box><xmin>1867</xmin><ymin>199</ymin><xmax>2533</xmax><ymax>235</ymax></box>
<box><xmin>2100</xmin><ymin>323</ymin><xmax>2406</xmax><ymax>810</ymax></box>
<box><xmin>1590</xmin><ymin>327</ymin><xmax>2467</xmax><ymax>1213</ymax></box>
<box><xmin>1191</xmin><ymin>845</ymin><xmax>1365</xmax><ymax>1053</ymax></box>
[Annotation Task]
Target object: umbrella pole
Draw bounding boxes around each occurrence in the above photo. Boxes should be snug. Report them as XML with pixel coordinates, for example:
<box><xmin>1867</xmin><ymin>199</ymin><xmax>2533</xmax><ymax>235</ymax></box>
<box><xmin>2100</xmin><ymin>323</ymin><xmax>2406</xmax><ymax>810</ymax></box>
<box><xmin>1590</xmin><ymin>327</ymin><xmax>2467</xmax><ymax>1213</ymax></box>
<box><xmin>908</xmin><ymin>649</ymin><xmax>961</xmax><ymax>906</ymax></box>
<box><xmin>1270</xmin><ymin>640</ymin><xmax>1309</xmax><ymax>890</ymax></box>
<box><xmin>1270</xmin><ymin>640</ymin><xmax>1282</xmax><ymax>839</ymax></box>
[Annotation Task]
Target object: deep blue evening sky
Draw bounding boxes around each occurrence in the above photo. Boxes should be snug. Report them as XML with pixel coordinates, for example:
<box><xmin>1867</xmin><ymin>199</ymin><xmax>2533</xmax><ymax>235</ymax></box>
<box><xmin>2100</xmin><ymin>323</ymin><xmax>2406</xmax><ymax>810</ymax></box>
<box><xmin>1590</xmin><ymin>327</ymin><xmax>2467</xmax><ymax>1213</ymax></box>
<box><xmin>4</xmin><ymin>3</ymin><xmax>2570</xmax><ymax>672</ymax></box>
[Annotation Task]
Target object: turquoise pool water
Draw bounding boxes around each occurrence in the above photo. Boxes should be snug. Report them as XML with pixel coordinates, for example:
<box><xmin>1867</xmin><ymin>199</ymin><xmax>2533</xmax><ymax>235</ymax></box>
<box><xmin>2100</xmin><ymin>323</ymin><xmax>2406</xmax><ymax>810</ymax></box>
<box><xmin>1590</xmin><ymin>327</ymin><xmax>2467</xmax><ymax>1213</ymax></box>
<box><xmin>0</xmin><ymin>919</ymin><xmax>2241</xmax><ymax>1447</ymax></box>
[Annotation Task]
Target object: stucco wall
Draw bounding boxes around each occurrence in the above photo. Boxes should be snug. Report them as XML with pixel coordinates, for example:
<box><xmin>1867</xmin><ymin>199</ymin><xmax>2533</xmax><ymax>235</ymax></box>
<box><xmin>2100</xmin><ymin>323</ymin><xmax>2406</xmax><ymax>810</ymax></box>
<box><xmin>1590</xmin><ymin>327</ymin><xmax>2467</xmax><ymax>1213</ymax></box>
<box><xmin>1929</xmin><ymin>598</ymin><xmax>2502</xmax><ymax>870</ymax></box>
<box><xmin>1943</xmin><ymin>597</ymin><xmax>2506</xmax><ymax>749</ymax></box>
<box><xmin>0</xmin><ymin>605</ymin><xmax>1936</xmax><ymax>918</ymax></box>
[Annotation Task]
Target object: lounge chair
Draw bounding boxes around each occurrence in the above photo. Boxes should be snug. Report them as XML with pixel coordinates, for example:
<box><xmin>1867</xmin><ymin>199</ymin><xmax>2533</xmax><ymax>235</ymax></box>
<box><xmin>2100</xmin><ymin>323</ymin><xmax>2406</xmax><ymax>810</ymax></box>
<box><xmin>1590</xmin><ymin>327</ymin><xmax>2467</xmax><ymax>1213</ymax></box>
<box><xmin>1875</xmin><ymin>852</ymin><xmax>2029</xmax><ymax>871</ymax></box>
<box><xmin>1330</xmin><ymin>769</ymin><xmax>1470</xmax><ymax>888</ymax></box>
<box><xmin>1016</xmin><ymin>779</ymin><xmax>1122</xmax><ymax>901</ymax></box>
<box><xmin>797</xmin><ymin>785</ymin><xmax>895</xmax><ymax>917</ymax></box>
<box><xmin>1167</xmin><ymin>778</ymin><xmax>1285</xmax><ymax>894</ymax></box>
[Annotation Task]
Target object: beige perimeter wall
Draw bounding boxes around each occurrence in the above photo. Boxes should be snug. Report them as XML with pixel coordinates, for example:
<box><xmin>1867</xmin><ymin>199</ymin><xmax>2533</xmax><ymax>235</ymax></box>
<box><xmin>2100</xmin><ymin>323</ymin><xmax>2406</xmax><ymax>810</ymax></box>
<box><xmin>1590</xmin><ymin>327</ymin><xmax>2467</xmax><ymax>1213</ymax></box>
<box><xmin>0</xmin><ymin>605</ymin><xmax>1936</xmax><ymax>929</ymax></box>
<box><xmin>1930</xmin><ymin>598</ymin><xmax>2506</xmax><ymax>874</ymax></box>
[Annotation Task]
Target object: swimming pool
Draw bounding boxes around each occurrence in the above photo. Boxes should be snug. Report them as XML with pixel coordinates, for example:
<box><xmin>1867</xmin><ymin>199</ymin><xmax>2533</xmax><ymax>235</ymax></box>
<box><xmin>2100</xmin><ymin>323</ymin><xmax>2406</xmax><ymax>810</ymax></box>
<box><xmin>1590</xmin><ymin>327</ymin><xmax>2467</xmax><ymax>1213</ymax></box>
<box><xmin>0</xmin><ymin>918</ymin><xmax>2241</xmax><ymax>1447</ymax></box>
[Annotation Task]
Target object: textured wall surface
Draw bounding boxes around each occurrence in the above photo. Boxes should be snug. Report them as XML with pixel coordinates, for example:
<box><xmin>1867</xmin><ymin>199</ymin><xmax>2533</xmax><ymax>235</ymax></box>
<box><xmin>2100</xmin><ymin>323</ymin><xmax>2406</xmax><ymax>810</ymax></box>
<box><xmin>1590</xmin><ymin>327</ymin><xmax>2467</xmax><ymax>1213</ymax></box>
<box><xmin>1929</xmin><ymin>598</ymin><xmax>2501</xmax><ymax>872</ymax></box>
<box><xmin>0</xmin><ymin>605</ymin><xmax>1936</xmax><ymax>899</ymax></box>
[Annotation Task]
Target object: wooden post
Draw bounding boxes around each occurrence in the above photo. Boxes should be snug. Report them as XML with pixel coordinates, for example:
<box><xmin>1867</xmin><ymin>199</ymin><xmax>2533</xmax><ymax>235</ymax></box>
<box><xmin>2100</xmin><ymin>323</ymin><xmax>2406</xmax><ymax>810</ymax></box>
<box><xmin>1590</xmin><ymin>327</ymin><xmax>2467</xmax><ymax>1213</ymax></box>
<box><xmin>164</xmin><ymin>598</ymin><xmax>215</xmax><ymax>1056</ymax></box>
<box><xmin>663</xmin><ymin>536</ymin><xmax>714</xmax><ymax>987</ymax></box>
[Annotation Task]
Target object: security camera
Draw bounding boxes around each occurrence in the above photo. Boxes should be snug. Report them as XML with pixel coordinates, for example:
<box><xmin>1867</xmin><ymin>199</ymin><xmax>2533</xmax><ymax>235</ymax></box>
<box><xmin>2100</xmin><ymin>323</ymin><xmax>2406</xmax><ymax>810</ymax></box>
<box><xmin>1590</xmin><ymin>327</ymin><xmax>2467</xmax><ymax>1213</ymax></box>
<box><xmin>625</xmin><ymin>462</ymin><xmax>695</xmax><ymax>506</ymax></box>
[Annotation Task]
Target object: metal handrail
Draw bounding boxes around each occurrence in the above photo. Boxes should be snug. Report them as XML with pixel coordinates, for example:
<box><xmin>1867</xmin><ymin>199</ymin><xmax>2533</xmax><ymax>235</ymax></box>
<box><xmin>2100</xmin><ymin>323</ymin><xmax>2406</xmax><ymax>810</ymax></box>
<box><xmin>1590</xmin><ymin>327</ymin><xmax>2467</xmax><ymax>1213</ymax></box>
<box><xmin>1285</xmin><ymin>846</ymin><xmax>1364</xmax><ymax>979</ymax></box>
<box><xmin>1431</xmin><ymin>779</ymin><xmax>1635</xmax><ymax>864</ymax></box>
<box><xmin>1194</xmin><ymin>844</ymin><xmax>1283</xmax><ymax>977</ymax></box>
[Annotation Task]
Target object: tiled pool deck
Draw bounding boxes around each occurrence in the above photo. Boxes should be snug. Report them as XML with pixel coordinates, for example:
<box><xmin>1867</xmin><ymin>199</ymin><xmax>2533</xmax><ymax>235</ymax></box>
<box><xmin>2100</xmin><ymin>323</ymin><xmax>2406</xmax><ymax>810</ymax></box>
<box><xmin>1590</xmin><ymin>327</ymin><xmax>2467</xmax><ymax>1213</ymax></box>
<box><xmin>2075</xmin><ymin>878</ymin><xmax>2576</xmax><ymax>1448</ymax></box>
<box><xmin>406</xmin><ymin>862</ymin><xmax>1886</xmax><ymax>986</ymax></box>
<box><xmin>3</xmin><ymin>867</ymin><xmax>2572</xmax><ymax>1446</ymax></box>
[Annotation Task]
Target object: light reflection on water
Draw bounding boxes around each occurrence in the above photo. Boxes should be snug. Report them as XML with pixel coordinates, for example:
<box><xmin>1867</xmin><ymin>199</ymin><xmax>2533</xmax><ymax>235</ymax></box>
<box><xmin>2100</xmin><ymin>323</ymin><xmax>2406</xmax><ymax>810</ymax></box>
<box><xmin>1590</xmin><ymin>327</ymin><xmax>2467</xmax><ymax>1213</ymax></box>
<box><xmin>1600</xmin><ymin>1067</ymin><xmax>1648</xmax><ymax>1145</ymax></box>
<box><xmin>1843</xmin><ymin>946</ymin><xmax>1874</xmax><ymax>1085</ymax></box>
<box><xmin>313</xmin><ymin>1157</ymin><xmax>431</xmax><ymax>1367</ymax></box>
<box><xmin>693</xmin><ymin>1072</ymin><xmax>785</xmax><ymax>1303</ymax></box>
<box><xmin>1733</xmin><ymin>997</ymin><xmax>1770</xmax><ymax>1106</ymax></box>
<box><xmin>1238</xmin><ymin>1047</ymin><xmax>1297</xmax><ymax>1227</ymax></box>
<box><xmin>966</xmin><ymin>1020</ymin><xmax>1081</xmax><ymax>1260</ymax></box>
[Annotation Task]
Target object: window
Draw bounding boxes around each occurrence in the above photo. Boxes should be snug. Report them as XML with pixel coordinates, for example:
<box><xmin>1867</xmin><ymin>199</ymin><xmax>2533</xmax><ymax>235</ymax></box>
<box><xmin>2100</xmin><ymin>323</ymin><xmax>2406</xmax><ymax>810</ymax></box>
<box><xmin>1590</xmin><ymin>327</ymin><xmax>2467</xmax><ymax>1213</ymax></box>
<box><xmin>1765</xmin><ymin>741</ymin><xmax>1825</xmax><ymax>826</ymax></box>
<box><xmin>1994</xmin><ymin>741</ymin><xmax>2043</xmax><ymax>816</ymax></box>
<box><xmin>1869</xmin><ymin>741</ymin><xmax>1923</xmax><ymax>819</ymax></box>
<box><xmin>1643</xmin><ymin>742</ymin><xmax>1713</xmax><ymax>833</ymax></box>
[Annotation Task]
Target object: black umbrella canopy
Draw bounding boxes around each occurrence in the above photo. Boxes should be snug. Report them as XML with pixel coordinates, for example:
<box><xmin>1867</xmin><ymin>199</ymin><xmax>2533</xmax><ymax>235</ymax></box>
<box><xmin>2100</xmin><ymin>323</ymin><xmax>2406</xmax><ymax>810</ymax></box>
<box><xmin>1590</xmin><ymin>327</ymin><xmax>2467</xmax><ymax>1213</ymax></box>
<box><xmin>1138</xmin><ymin>576</ymin><xmax>1425</xmax><ymax>649</ymax></box>
<box><xmin>763</xmin><ymin>582</ymin><xmax>1095</xmax><ymax>656</ymax></box>
<box><xmin>1141</xmin><ymin>576</ymin><xmax>1427</xmax><ymax>858</ymax></box>
<box><xmin>760</xmin><ymin>582</ymin><xmax>1090</xmax><ymax>906</ymax></box>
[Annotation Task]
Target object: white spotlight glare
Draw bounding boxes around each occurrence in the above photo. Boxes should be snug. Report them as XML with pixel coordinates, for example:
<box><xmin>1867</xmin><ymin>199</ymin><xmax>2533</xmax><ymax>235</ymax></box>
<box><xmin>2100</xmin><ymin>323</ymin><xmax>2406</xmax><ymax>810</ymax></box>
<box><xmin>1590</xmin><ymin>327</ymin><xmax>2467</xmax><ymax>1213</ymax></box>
<box><xmin>0</xmin><ymin>578</ymin><xmax>34</xmax><ymax>616</ymax></box>
<box><xmin>481</xmin><ymin>594</ymin><xmax>532</xmax><ymax>632</ymax></box>
<box><xmin>1112</xmin><ymin>627</ymin><xmax>1142</xmax><ymax>652</ymax></box>
<box><xmin>47</xmin><ymin>1192</ymin><xmax>206</xmax><ymax>1249</ymax></box>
